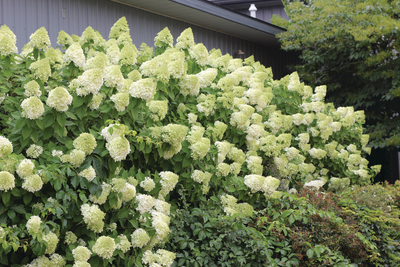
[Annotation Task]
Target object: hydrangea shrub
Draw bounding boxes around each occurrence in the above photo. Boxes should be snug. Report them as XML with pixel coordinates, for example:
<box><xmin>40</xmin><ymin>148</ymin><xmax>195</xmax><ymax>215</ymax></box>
<box><xmin>0</xmin><ymin>17</ymin><xmax>379</xmax><ymax>266</ymax></box>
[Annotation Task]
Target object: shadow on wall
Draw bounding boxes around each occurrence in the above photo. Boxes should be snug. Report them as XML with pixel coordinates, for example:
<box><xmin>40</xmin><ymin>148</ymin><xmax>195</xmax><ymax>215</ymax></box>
<box><xmin>368</xmin><ymin>148</ymin><xmax>400</xmax><ymax>184</ymax></box>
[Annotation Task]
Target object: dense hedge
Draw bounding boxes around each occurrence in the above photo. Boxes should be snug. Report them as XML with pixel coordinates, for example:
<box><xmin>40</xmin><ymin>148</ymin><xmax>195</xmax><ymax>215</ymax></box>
<box><xmin>0</xmin><ymin>17</ymin><xmax>388</xmax><ymax>266</ymax></box>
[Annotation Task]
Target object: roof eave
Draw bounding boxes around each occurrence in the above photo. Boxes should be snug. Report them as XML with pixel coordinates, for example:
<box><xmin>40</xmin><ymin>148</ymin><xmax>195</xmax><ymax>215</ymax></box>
<box><xmin>111</xmin><ymin>0</ymin><xmax>285</xmax><ymax>47</ymax></box>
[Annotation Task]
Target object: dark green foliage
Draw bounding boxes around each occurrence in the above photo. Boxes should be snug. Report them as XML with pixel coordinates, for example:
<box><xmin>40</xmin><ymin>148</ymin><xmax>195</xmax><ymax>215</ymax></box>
<box><xmin>162</xmin><ymin>189</ymin><xmax>272</xmax><ymax>267</ymax></box>
<box><xmin>272</xmin><ymin>0</ymin><xmax>400</xmax><ymax>148</ymax></box>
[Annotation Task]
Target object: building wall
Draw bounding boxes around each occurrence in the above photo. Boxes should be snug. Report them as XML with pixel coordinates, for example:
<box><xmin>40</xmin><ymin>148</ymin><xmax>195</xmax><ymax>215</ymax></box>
<box><xmin>0</xmin><ymin>0</ymin><xmax>298</xmax><ymax>78</ymax></box>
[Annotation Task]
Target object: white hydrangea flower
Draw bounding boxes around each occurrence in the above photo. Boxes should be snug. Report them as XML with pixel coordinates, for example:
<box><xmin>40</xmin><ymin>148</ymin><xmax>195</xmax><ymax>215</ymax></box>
<box><xmin>0</xmin><ymin>136</ymin><xmax>13</xmax><ymax>159</ymax></box>
<box><xmin>129</xmin><ymin>78</ymin><xmax>156</xmax><ymax>101</ymax></box>
<box><xmin>121</xmin><ymin>182</ymin><xmax>136</xmax><ymax>202</ymax></box>
<box><xmin>106</xmin><ymin>136</ymin><xmax>131</xmax><ymax>162</ymax></box>
<box><xmin>43</xmin><ymin>232</ymin><xmax>59</xmax><ymax>254</ymax></box>
<box><xmin>29</xmin><ymin>27</ymin><xmax>51</xmax><ymax>50</ymax></box>
<box><xmin>76</xmin><ymin>68</ymin><xmax>103</xmax><ymax>96</ymax></box>
<box><xmin>16</xmin><ymin>159</ymin><xmax>35</xmax><ymax>179</ymax></box>
<box><xmin>135</xmin><ymin>194</ymin><xmax>155</xmax><ymax>214</ymax></box>
<box><xmin>73</xmin><ymin>133</ymin><xmax>97</xmax><ymax>155</ymax></box>
<box><xmin>104</xmin><ymin>65</ymin><xmax>125</xmax><ymax>90</ymax></box>
<box><xmin>92</xmin><ymin>236</ymin><xmax>116</xmax><ymax>260</ymax></box>
<box><xmin>116</xmin><ymin>234</ymin><xmax>131</xmax><ymax>253</ymax></box>
<box><xmin>140</xmin><ymin>177</ymin><xmax>156</xmax><ymax>192</ymax></box>
<box><xmin>159</xmin><ymin>171</ymin><xmax>179</xmax><ymax>196</ymax></box>
<box><xmin>89</xmin><ymin>182</ymin><xmax>111</xmax><ymax>205</ymax></box>
<box><xmin>308</xmin><ymin>148</ymin><xmax>327</xmax><ymax>160</ymax></box>
<box><xmin>189</xmin><ymin>43</ymin><xmax>209</xmax><ymax>66</ymax></box>
<box><xmin>21</xmin><ymin>96</ymin><xmax>45</xmax><ymax>119</ymax></box>
<box><xmin>72</xmin><ymin>246</ymin><xmax>92</xmax><ymax>261</ymax></box>
<box><xmin>0</xmin><ymin>171</ymin><xmax>15</xmax><ymax>192</ymax></box>
<box><xmin>46</xmin><ymin>87</ymin><xmax>73</xmax><ymax>112</ymax></box>
<box><xmin>0</xmin><ymin>33</ymin><xmax>18</xmax><ymax>56</ymax></box>
<box><xmin>131</xmin><ymin>228</ymin><xmax>150</xmax><ymax>248</ymax></box>
<box><xmin>197</xmin><ymin>68</ymin><xmax>218</xmax><ymax>88</ymax></box>
<box><xmin>52</xmin><ymin>150</ymin><xmax>63</xmax><ymax>158</ymax></box>
<box><xmin>24</xmin><ymin>80</ymin><xmax>41</xmax><ymax>97</ymax></box>
<box><xmin>89</xmin><ymin>93</ymin><xmax>104</xmax><ymax>110</ymax></box>
<box><xmin>150</xmin><ymin>211</ymin><xmax>171</xmax><ymax>239</ymax></box>
<box><xmin>68</xmin><ymin>149</ymin><xmax>86</xmax><ymax>168</ymax></box>
<box><xmin>63</xmin><ymin>42</ymin><xmax>85</xmax><ymax>68</ymax></box>
<box><xmin>81</xmin><ymin>203</ymin><xmax>105</xmax><ymax>233</ymax></box>
<box><xmin>78</xmin><ymin>166</ymin><xmax>96</xmax><ymax>182</ymax></box>
<box><xmin>49</xmin><ymin>253</ymin><xmax>66</xmax><ymax>266</ymax></box>
<box><xmin>22</xmin><ymin>174</ymin><xmax>43</xmax><ymax>192</ymax></box>
<box><xmin>111</xmin><ymin>92</ymin><xmax>130</xmax><ymax>112</ymax></box>
<box><xmin>26</xmin><ymin>144</ymin><xmax>43</xmax><ymax>158</ymax></box>
<box><xmin>304</xmin><ymin>180</ymin><xmax>326</xmax><ymax>190</ymax></box>
<box><xmin>148</xmin><ymin>100</ymin><xmax>169</xmax><ymax>121</ymax></box>
<box><xmin>26</xmin><ymin>215</ymin><xmax>42</xmax><ymax>234</ymax></box>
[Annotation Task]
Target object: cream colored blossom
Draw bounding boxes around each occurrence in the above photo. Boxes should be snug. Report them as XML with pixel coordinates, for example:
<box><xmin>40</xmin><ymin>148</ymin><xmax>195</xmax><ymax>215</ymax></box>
<box><xmin>47</xmin><ymin>87</ymin><xmax>73</xmax><ymax>112</ymax></box>
<box><xmin>30</xmin><ymin>27</ymin><xmax>51</xmax><ymax>50</ymax></box>
<box><xmin>81</xmin><ymin>203</ymin><xmax>105</xmax><ymax>233</ymax></box>
<box><xmin>22</xmin><ymin>174</ymin><xmax>43</xmax><ymax>192</ymax></box>
<box><xmin>0</xmin><ymin>136</ymin><xmax>13</xmax><ymax>159</ymax></box>
<box><xmin>26</xmin><ymin>144</ymin><xmax>43</xmax><ymax>158</ymax></box>
<box><xmin>29</xmin><ymin>58</ymin><xmax>51</xmax><ymax>82</ymax></box>
<box><xmin>24</xmin><ymin>80</ymin><xmax>41</xmax><ymax>97</ymax></box>
<box><xmin>63</xmin><ymin>42</ymin><xmax>85</xmax><ymax>68</ymax></box>
<box><xmin>0</xmin><ymin>171</ymin><xmax>15</xmax><ymax>192</ymax></box>
<box><xmin>92</xmin><ymin>236</ymin><xmax>116</xmax><ymax>260</ymax></box>
<box><xmin>131</xmin><ymin>228</ymin><xmax>150</xmax><ymax>248</ymax></box>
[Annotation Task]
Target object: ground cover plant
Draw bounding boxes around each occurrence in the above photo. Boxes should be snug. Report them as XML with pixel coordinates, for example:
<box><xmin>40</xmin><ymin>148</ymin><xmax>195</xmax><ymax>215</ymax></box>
<box><xmin>0</xmin><ymin>17</ymin><xmax>387</xmax><ymax>266</ymax></box>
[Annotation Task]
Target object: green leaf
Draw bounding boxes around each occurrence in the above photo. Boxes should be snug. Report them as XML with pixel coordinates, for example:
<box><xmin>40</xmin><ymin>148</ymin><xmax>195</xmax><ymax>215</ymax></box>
<box><xmin>54</xmin><ymin>122</ymin><xmax>64</xmax><ymax>137</ymax></box>
<box><xmin>7</xmin><ymin>210</ymin><xmax>16</xmax><ymax>220</ymax></box>
<box><xmin>117</xmin><ymin>207</ymin><xmax>129</xmax><ymax>219</ymax></box>
<box><xmin>288</xmin><ymin>214</ymin><xmax>295</xmax><ymax>225</ymax></box>
<box><xmin>73</xmin><ymin>96</ymin><xmax>85</xmax><ymax>108</ymax></box>
<box><xmin>2</xmin><ymin>191</ymin><xmax>11</xmax><ymax>205</ymax></box>
<box><xmin>71</xmin><ymin>176</ymin><xmax>79</xmax><ymax>189</ymax></box>
<box><xmin>281</xmin><ymin>210</ymin><xmax>293</xmax><ymax>219</ymax></box>
<box><xmin>11</xmin><ymin>188</ymin><xmax>22</xmax><ymax>197</ymax></box>
<box><xmin>182</xmin><ymin>158</ymin><xmax>191</xmax><ymax>168</ymax></box>
<box><xmin>43</xmin><ymin>127</ymin><xmax>54</xmax><ymax>140</ymax></box>
<box><xmin>22</xmin><ymin>125</ymin><xmax>33</xmax><ymax>140</ymax></box>
<box><xmin>35</xmin><ymin>119</ymin><xmax>44</xmax><ymax>130</ymax></box>
<box><xmin>43</xmin><ymin>113</ymin><xmax>55</xmax><ymax>129</ymax></box>
<box><xmin>23</xmin><ymin>193</ymin><xmax>32</xmax><ymax>205</ymax></box>
<box><xmin>57</xmin><ymin>112</ymin><xmax>66</xmax><ymax>128</ymax></box>
<box><xmin>10</xmin><ymin>205</ymin><xmax>26</xmax><ymax>214</ymax></box>
<box><xmin>306</xmin><ymin>249</ymin><xmax>314</xmax><ymax>259</ymax></box>
<box><xmin>4</xmin><ymin>69</ymin><xmax>12</xmax><ymax>79</ymax></box>
<box><xmin>31</xmin><ymin>129</ymin><xmax>38</xmax><ymax>142</ymax></box>
<box><xmin>15</xmin><ymin>118</ymin><xmax>27</xmax><ymax>129</ymax></box>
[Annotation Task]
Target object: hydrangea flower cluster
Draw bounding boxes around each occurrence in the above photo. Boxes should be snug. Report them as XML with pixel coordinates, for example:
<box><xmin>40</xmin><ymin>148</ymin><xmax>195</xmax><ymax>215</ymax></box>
<box><xmin>29</xmin><ymin>58</ymin><xmax>51</xmax><ymax>82</ymax></box>
<box><xmin>101</xmin><ymin>124</ymin><xmax>131</xmax><ymax>162</ymax></box>
<box><xmin>131</xmin><ymin>228</ymin><xmax>150</xmax><ymax>248</ymax></box>
<box><xmin>186</xmin><ymin>126</ymin><xmax>210</xmax><ymax>160</ymax></box>
<box><xmin>80</xmin><ymin>203</ymin><xmax>105</xmax><ymax>233</ymax></box>
<box><xmin>0</xmin><ymin>25</ymin><xmax>18</xmax><ymax>56</ymax></box>
<box><xmin>92</xmin><ymin>236</ymin><xmax>116</xmax><ymax>259</ymax></box>
<box><xmin>220</xmin><ymin>194</ymin><xmax>254</xmax><ymax>216</ymax></box>
<box><xmin>26</xmin><ymin>144</ymin><xmax>43</xmax><ymax>158</ymax></box>
<box><xmin>24</xmin><ymin>80</ymin><xmax>41</xmax><ymax>97</ymax></box>
<box><xmin>47</xmin><ymin>87</ymin><xmax>73</xmax><ymax>112</ymax></box>
<box><xmin>21</xmin><ymin>96</ymin><xmax>45</xmax><ymax>119</ymax></box>
<box><xmin>0</xmin><ymin>136</ymin><xmax>13</xmax><ymax>159</ymax></box>
<box><xmin>0</xmin><ymin>171</ymin><xmax>15</xmax><ymax>192</ymax></box>
<box><xmin>140</xmin><ymin>177</ymin><xmax>156</xmax><ymax>192</ymax></box>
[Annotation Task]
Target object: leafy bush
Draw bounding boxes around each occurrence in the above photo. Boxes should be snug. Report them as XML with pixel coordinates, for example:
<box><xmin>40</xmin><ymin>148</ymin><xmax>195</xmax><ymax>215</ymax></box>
<box><xmin>161</xmin><ymin>188</ymin><xmax>272</xmax><ymax>267</ymax></box>
<box><xmin>0</xmin><ymin>16</ymin><xmax>381</xmax><ymax>266</ymax></box>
